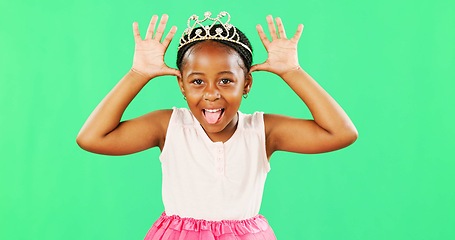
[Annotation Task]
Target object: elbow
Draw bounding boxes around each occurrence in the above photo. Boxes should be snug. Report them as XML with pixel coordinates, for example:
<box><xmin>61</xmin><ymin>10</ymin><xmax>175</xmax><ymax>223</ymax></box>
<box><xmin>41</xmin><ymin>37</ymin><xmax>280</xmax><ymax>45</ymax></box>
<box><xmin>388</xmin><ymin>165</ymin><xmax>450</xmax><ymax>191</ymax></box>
<box><xmin>330</xmin><ymin>124</ymin><xmax>358</xmax><ymax>149</ymax></box>
<box><xmin>343</xmin><ymin>125</ymin><xmax>358</xmax><ymax>146</ymax></box>
<box><xmin>76</xmin><ymin>134</ymin><xmax>89</xmax><ymax>151</ymax></box>
<box><xmin>76</xmin><ymin>133</ymin><xmax>115</xmax><ymax>155</ymax></box>
<box><xmin>76</xmin><ymin>133</ymin><xmax>97</xmax><ymax>152</ymax></box>
<box><xmin>350</xmin><ymin>128</ymin><xmax>359</xmax><ymax>144</ymax></box>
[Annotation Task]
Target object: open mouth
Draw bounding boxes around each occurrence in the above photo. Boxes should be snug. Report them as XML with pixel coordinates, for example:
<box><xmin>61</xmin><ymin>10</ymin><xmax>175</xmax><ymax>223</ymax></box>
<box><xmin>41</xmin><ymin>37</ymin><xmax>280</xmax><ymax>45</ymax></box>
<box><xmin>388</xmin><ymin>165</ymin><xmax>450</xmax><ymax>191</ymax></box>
<box><xmin>203</xmin><ymin>108</ymin><xmax>225</xmax><ymax>124</ymax></box>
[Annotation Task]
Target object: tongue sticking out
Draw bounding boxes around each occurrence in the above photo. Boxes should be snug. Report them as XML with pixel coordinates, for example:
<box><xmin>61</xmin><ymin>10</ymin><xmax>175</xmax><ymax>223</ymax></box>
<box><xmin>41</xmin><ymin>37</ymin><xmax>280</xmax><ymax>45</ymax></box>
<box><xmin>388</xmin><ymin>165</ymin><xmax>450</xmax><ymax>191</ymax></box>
<box><xmin>204</xmin><ymin>109</ymin><xmax>223</xmax><ymax>124</ymax></box>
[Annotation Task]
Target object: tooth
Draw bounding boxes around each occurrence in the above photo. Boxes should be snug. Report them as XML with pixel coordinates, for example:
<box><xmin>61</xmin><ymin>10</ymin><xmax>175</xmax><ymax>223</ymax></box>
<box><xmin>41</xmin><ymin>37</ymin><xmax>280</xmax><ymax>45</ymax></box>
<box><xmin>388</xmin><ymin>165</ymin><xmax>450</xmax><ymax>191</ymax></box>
<box><xmin>205</xmin><ymin>109</ymin><xmax>221</xmax><ymax>113</ymax></box>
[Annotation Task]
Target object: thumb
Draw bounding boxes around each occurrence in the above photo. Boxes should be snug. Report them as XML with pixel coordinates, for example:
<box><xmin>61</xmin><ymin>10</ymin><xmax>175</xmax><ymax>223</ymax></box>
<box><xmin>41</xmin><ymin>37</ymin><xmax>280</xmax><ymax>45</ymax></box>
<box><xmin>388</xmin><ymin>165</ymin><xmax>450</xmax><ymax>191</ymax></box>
<box><xmin>250</xmin><ymin>62</ymin><xmax>268</xmax><ymax>73</ymax></box>
<box><xmin>162</xmin><ymin>67</ymin><xmax>181</xmax><ymax>78</ymax></box>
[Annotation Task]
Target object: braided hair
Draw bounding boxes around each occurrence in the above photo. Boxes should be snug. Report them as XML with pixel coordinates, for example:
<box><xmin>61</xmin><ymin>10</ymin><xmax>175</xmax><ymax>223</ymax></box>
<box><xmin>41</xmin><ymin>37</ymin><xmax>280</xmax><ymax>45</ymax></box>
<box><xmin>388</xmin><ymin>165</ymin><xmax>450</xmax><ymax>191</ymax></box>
<box><xmin>176</xmin><ymin>24</ymin><xmax>253</xmax><ymax>74</ymax></box>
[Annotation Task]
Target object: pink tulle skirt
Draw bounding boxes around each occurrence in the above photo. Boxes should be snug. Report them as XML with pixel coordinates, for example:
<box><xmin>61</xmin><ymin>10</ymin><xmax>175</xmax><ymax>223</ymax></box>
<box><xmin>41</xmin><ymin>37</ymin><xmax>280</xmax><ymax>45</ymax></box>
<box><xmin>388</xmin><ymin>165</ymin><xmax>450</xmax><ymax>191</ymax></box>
<box><xmin>144</xmin><ymin>212</ymin><xmax>277</xmax><ymax>240</ymax></box>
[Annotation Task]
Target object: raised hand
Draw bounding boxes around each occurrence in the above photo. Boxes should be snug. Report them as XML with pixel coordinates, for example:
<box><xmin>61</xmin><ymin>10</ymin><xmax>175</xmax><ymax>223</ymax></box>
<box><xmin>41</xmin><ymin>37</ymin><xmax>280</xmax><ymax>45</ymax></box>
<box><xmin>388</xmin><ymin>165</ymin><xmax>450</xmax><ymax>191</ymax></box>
<box><xmin>250</xmin><ymin>15</ymin><xmax>304</xmax><ymax>77</ymax></box>
<box><xmin>132</xmin><ymin>14</ymin><xmax>180</xmax><ymax>79</ymax></box>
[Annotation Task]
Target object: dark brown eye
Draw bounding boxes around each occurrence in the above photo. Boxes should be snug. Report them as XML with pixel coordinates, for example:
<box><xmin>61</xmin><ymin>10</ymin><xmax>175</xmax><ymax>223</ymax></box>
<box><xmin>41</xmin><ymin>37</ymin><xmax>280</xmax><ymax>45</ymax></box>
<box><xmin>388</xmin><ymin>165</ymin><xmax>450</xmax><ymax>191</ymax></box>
<box><xmin>220</xmin><ymin>79</ymin><xmax>232</xmax><ymax>84</ymax></box>
<box><xmin>192</xmin><ymin>79</ymin><xmax>203</xmax><ymax>85</ymax></box>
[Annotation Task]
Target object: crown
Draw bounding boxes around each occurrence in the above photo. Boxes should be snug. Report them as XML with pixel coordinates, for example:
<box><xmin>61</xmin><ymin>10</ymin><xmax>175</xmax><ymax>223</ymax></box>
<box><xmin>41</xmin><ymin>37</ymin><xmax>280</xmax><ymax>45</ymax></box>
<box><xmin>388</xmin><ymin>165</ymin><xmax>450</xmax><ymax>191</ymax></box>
<box><xmin>178</xmin><ymin>11</ymin><xmax>252</xmax><ymax>53</ymax></box>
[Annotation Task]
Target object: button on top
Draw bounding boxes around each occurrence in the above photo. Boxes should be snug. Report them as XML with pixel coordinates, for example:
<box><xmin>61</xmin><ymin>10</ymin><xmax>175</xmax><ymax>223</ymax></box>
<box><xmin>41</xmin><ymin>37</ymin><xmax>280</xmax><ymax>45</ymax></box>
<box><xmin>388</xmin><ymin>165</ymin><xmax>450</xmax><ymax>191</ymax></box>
<box><xmin>215</xmin><ymin>146</ymin><xmax>225</xmax><ymax>174</ymax></box>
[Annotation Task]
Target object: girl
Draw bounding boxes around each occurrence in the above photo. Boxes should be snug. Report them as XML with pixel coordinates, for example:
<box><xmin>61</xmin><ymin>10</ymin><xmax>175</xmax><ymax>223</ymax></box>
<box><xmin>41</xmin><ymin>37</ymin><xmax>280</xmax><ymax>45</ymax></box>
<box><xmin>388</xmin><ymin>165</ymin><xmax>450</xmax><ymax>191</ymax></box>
<box><xmin>77</xmin><ymin>11</ymin><xmax>358</xmax><ymax>240</ymax></box>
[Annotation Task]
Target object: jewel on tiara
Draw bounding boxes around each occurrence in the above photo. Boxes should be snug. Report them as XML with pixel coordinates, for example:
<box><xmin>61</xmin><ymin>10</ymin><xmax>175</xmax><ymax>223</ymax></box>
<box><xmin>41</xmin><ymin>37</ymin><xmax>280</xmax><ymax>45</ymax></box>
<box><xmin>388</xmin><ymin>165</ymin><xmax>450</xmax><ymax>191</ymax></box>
<box><xmin>178</xmin><ymin>11</ymin><xmax>252</xmax><ymax>53</ymax></box>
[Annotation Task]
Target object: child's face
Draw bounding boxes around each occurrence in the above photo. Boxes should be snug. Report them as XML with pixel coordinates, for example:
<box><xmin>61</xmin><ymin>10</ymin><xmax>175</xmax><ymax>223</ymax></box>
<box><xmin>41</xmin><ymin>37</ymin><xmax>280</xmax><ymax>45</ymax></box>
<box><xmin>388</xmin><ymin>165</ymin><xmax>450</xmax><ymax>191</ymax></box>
<box><xmin>178</xmin><ymin>41</ymin><xmax>252</xmax><ymax>141</ymax></box>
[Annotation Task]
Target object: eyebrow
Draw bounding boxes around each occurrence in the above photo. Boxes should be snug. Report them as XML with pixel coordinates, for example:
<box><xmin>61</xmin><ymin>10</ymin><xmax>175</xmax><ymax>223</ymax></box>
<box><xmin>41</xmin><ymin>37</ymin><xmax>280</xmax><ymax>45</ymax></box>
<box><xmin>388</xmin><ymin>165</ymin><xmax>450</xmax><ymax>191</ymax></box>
<box><xmin>188</xmin><ymin>71</ymin><xmax>234</xmax><ymax>77</ymax></box>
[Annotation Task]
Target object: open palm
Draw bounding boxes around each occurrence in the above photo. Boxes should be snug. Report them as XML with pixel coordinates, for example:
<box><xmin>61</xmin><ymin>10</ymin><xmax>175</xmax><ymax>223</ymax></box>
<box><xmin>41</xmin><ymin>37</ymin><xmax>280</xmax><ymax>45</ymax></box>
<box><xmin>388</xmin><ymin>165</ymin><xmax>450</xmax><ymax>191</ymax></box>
<box><xmin>250</xmin><ymin>15</ymin><xmax>304</xmax><ymax>77</ymax></box>
<box><xmin>132</xmin><ymin>14</ymin><xmax>180</xmax><ymax>79</ymax></box>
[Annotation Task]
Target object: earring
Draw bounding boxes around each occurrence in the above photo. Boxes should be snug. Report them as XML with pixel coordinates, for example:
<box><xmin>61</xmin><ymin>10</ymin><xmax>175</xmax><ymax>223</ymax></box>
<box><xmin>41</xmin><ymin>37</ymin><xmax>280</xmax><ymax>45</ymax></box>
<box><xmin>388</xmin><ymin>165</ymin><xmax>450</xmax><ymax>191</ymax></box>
<box><xmin>183</xmin><ymin>95</ymin><xmax>187</xmax><ymax>100</ymax></box>
<box><xmin>243</xmin><ymin>93</ymin><xmax>248</xmax><ymax>99</ymax></box>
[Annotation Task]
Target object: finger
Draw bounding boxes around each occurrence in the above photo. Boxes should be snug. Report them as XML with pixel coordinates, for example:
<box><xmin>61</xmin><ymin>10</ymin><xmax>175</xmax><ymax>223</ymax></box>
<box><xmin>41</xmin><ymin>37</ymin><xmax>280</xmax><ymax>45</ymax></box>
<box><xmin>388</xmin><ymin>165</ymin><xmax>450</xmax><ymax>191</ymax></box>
<box><xmin>256</xmin><ymin>24</ymin><xmax>270</xmax><ymax>49</ymax></box>
<box><xmin>266</xmin><ymin>15</ymin><xmax>278</xmax><ymax>40</ymax></box>
<box><xmin>275</xmin><ymin>17</ymin><xmax>287</xmax><ymax>39</ymax></box>
<box><xmin>132</xmin><ymin>22</ymin><xmax>142</xmax><ymax>42</ymax></box>
<box><xmin>154</xmin><ymin>14</ymin><xmax>169</xmax><ymax>41</ymax></box>
<box><xmin>163</xmin><ymin>67</ymin><xmax>182</xmax><ymax>77</ymax></box>
<box><xmin>291</xmin><ymin>24</ymin><xmax>304</xmax><ymax>42</ymax></box>
<box><xmin>250</xmin><ymin>63</ymin><xmax>268</xmax><ymax>73</ymax></box>
<box><xmin>145</xmin><ymin>15</ymin><xmax>159</xmax><ymax>39</ymax></box>
<box><xmin>162</xmin><ymin>26</ymin><xmax>177</xmax><ymax>49</ymax></box>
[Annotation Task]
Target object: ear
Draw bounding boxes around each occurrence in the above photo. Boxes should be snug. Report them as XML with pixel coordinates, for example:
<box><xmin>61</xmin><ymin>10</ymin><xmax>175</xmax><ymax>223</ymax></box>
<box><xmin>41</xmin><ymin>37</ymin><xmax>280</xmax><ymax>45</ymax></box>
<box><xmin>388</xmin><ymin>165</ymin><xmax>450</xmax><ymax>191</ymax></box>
<box><xmin>243</xmin><ymin>73</ymin><xmax>253</xmax><ymax>94</ymax></box>
<box><xmin>177</xmin><ymin>75</ymin><xmax>186</xmax><ymax>96</ymax></box>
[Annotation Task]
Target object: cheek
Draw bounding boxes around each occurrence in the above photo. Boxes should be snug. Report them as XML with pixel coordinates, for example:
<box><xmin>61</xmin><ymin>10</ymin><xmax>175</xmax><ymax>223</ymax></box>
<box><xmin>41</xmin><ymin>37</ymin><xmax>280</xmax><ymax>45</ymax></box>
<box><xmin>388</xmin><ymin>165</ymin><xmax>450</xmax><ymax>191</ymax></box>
<box><xmin>220</xmin><ymin>87</ymin><xmax>244</xmax><ymax>102</ymax></box>
<box><xmin>183</xmin><ymin>85</ymin><xmax>203</xmax><ymax>97</ymax></box>
<box><xmin>228</xmin><ymin>88</ymin><xmax>244</xmax><ymax>97</ymax></box>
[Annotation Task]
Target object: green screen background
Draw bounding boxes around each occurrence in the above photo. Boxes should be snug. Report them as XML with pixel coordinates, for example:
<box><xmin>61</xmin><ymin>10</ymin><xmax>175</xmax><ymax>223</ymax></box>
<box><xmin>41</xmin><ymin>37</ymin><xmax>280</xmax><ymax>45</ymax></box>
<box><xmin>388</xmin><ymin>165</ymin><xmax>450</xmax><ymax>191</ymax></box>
<box><xmin>1</xmin><ymin>0</ymin><xmax>454</xmax><ymax>239</ymax></box>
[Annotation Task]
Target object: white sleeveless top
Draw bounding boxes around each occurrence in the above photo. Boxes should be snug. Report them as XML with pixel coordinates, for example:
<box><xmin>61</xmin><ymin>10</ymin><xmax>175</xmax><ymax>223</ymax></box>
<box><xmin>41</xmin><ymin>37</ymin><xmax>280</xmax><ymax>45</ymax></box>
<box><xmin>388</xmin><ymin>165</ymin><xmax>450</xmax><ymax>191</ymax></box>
<box><xmin>159</xmin><ymin>107</ymin><xmax>271</xmax><ymax>221</ymax></box>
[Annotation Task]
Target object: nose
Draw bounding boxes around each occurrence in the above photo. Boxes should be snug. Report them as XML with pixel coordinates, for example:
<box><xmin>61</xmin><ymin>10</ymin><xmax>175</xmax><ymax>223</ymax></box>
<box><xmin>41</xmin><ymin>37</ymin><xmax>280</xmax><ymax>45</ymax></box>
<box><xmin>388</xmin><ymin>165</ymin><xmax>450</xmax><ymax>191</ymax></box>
<box><xmin>204</xmin><ymin>83</ymin><xmax>220</xmax><ymax>101</ymax></box>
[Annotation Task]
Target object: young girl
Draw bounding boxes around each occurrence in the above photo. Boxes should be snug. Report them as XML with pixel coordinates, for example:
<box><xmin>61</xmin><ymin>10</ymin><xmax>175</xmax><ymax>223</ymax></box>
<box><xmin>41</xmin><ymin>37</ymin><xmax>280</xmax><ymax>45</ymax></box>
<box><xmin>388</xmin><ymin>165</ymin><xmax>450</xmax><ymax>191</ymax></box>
<box><xmin>77</xmin><ymin>11</ymin><xmax>357</xmax><ymax>240</ymax></box>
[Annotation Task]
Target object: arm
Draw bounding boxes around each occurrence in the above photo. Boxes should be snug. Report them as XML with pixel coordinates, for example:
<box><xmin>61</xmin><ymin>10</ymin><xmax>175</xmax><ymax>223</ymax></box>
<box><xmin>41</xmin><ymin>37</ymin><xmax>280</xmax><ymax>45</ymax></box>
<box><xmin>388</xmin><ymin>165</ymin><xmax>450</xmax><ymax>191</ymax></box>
<box><xmin>251</xmin><ymin>15</ymin><xmax>358</xmax><ymax>157</ymax></box>
<box><xmin>76</xmin><ymin>14</ymin><xmax>180</xmax><ymax>155</ymax></box>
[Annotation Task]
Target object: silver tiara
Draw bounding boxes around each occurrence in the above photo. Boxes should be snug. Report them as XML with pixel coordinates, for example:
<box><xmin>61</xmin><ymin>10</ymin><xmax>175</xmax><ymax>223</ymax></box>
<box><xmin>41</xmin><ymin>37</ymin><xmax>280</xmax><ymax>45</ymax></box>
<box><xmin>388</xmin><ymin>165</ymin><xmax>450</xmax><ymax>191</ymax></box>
<box><xmin>178</xmin><ymin>11</ymin><xmax>252</xmax><ymax>53</ymax></box>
